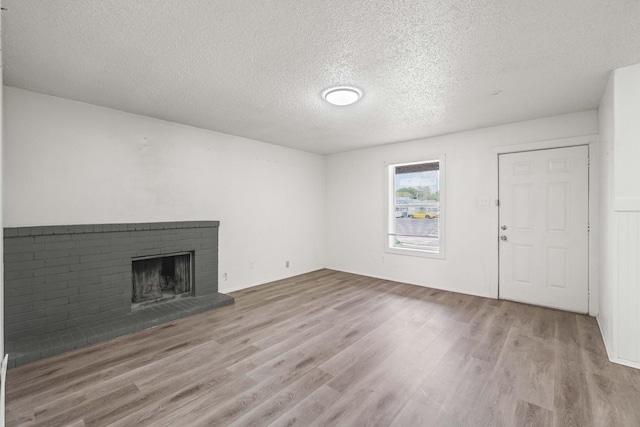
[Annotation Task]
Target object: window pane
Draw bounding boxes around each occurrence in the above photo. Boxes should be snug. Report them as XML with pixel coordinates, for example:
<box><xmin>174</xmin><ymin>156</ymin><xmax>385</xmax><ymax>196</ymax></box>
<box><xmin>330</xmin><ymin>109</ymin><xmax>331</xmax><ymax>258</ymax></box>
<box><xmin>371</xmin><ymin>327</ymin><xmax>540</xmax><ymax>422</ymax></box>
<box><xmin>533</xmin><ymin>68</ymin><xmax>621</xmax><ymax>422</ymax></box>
<box><xmin>394</xmin><ymin>162</ymin><xmax>440</xmax><ymax>208</ymax></box>
<box><xmin>391</xmin><ymin>160</ymin><xmax>440</xmax><ymax>253</ymax></box>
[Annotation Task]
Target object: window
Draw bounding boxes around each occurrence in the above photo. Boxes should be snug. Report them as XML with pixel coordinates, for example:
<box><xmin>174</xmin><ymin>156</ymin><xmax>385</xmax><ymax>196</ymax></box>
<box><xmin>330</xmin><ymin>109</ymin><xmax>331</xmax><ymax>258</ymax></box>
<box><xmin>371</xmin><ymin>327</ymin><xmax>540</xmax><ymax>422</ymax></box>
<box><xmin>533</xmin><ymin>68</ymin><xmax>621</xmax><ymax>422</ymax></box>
<box><xmin>387</xmin><ymin>158</ymin><xmax>445</xmax><ymax>257</ymax></box>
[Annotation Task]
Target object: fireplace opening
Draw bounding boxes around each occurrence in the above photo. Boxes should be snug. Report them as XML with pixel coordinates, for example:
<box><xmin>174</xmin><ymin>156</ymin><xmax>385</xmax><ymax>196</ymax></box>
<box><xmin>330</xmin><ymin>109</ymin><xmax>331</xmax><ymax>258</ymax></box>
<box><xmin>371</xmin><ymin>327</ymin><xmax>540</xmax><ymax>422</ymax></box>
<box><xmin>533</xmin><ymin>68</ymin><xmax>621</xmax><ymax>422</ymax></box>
<box><xmin>132</xmin><ymin>252</ymin><xmax>193</xmax><ymax>308</ymax></box>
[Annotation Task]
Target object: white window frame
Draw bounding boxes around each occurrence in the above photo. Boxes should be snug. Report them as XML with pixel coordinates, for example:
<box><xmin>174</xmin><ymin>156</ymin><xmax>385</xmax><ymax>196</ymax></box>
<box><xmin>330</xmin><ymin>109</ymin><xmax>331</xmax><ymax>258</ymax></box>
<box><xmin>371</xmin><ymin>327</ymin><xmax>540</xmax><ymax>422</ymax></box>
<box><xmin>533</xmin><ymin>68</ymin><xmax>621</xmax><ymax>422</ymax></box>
<box><xmin>385</xmin><ymin>155</ymin><xmax>446</xmax><ymax>259</ymax></box>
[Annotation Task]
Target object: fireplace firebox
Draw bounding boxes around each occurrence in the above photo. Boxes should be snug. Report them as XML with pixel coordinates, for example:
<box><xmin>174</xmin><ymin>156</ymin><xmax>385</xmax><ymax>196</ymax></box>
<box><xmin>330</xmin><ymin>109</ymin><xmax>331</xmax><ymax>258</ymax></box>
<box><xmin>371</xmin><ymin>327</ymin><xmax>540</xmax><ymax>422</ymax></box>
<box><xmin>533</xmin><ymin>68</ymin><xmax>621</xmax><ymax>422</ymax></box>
<box><xmin>132</xmin><ymin>252</ymin><xmax>193</xmax><ymax>307</ymax></box>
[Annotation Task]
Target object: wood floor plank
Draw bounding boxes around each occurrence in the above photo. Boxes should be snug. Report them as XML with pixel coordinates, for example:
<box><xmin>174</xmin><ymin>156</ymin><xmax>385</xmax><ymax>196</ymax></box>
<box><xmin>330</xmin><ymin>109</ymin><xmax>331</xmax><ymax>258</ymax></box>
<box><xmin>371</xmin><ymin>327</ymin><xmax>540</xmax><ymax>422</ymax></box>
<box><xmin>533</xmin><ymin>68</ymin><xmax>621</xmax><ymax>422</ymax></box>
<box><xmin>389</xmin><ymin>397</ymin><xmax>445</xmax><ymax>427</ymax></box>
<box><xmin>13</xmin><ymin>337</ymin><xmax>256</xmax><ymax>421</ymax></box>
<box><xmin>309</xmin><ymin>387</ymin><xmax>373</xmax><ymax>426</ymax></box>
<box><xmin>267</xmin><ymin>384</ymin><xmax>340</xmax><ymax>427</ymax></box>
<box><xmin>6</xmin><ymin>269</ymin><xmax>640</xmax><ymax>427</ymax></box>
<box><xmin>466</xmin><ymin>327</ymin><xmax>535</xmax><ymax>426</ymax></box>
<box><xmin>337</xmin><ymin>374</ymin><xmax>420</xmax><ymax>426</ymax></box>
<box><xmin>83</xmin><ymin>367</ymin><xmax>241</xmax><ymax>426</ymax></box>
<box><xmin>109</xmin><ymin>373</ymin><xmax>257</xmax><ymax>427</ymax></box>
<box><xmin>182</xmin><ymin>354</ymin><xmax>324</xmax><ymax>426</ymax></box>
<box><xmin>227</xmin><ymin>319</ymin><xmax>335</xmax><ymax>375</ymax></box>
<box><xmin>438</xmin><ymin>357</ymin><xmax>494</xmax><ymax>424</ymax></box>
<box><xmin>227</xmin><ymin>368</ymin><xmax>332</xmax><ymax>427</ymax></box>
<box><xmin>34</xmin><ymin>383</ymin><xmax>140</xmax><ymax>427</ymax></box>
<box><xmin>516</xmin><ymin>332</ymin><xmax>555</xmax><ymax>411</ymax></box>
<box><xmin>532</xmin><ymin>307</ymin><xmax>557</xmax><ymax>339</ymax></box>
<box><xmin>514</xmin><ymin>399</ymin><xmax>554</xmax><ymax>427</ymax></box>
<box><xmin>471</xmin><ymin>320</ymin><xmax>512</xmax><ymax>365</ymax></box>
<box><xmin>317</xmin><ymin>306</ymin><xmax>431</xmax><ymax>378</ymax></box>
<box><xmin>500</xmin><ymin>301</ymin><xmax>538</xmax><ymax>332</ymax></box>
<box><xmin>133</xmin><ymin>373</ymin><xmax>257</xmax><ymax>427</ymax></box>
<box><xmin>411</xmin><ymin>335</ymin><xmax>480</xmax><ymax>407</ymax></box>
<box><xmin>463</xmin><ymin>298</ymin><xmax>501</xmax><ymax>339</ymax></box>
<box><xmin>553</xmin><ymin>344</ymin><xmax>594</xmax><ymax>426</ymax></box>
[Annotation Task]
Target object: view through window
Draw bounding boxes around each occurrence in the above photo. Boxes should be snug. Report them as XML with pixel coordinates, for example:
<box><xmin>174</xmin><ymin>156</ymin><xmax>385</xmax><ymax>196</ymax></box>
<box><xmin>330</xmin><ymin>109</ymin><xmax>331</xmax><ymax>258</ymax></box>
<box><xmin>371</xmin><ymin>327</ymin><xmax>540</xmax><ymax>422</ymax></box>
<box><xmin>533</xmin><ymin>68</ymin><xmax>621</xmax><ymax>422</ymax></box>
<box><xmin>388</xmin><ymin>160</ymin><xmax>442</xmax><ymax>254</ymax></box>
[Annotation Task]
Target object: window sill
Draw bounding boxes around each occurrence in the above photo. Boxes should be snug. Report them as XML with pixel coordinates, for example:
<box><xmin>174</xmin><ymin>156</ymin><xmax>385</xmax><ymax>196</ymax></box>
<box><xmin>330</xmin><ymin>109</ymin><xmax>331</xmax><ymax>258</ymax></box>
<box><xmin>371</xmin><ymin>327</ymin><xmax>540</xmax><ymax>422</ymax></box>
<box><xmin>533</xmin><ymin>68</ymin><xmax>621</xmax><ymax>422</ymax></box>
<box><xmin>385</xmin><ymin>246</ymin><xmax>445</xmax><ymax>259</ymax></box>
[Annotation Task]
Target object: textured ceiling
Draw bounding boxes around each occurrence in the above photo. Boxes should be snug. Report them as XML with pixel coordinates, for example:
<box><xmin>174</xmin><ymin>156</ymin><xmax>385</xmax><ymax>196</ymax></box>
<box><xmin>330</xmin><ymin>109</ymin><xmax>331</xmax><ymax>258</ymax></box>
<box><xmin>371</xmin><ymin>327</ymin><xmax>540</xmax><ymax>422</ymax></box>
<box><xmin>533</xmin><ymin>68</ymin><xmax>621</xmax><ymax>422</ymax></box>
<box><xmin>3</xmin><ymin>1</ymin><xmax>640</xmax><ymax>154</ymax></box>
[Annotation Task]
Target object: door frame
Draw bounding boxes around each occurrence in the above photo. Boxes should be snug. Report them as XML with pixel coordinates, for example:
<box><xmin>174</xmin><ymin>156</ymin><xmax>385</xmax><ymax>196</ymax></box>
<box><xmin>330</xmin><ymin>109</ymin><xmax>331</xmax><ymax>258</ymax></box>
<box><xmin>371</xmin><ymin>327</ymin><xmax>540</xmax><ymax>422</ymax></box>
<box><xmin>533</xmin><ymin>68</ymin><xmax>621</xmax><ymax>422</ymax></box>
<box><xmin>490</xmin><ymin>135</ymin><xmax>600</xmax><ymax>316</ymax></box>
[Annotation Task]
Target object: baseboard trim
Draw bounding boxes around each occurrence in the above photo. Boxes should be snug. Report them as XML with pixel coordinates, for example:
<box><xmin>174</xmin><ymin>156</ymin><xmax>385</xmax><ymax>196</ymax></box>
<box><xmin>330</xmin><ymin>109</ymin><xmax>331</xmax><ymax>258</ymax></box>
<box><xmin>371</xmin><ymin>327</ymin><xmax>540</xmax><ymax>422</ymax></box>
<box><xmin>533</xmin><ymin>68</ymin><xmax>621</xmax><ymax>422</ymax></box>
<box><xmin>325</xmin><ymin>267</ymin><xmax>492</xmax><ymax>299</ymax></box>
<box><xmin>614</xmin><ymin>358</ymin><xmax>640</xmax><ymax>370</ymax></box>
<box><xmin>596</xmin><ymin>316</ymin><xmax>614</xmax><ymax>360</ymax></box>
<box><xmin>596</xmin><ymin>315</ymin><xmax>640</xmax><ymax>370</ymax></box>
<box><xmin>219</xmin><ymin>267</ymin><xmax>326</xmax><ymax>294</ymax></box>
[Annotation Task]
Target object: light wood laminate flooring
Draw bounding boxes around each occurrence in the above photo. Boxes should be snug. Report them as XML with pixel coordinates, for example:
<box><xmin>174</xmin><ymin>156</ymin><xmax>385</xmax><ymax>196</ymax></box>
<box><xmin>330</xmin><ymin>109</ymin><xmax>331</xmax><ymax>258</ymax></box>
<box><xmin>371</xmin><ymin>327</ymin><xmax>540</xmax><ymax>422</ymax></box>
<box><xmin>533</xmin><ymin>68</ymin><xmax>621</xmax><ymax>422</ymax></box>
<box><xmin>6</xmin><ymin>269</ymin><xmax>640</xmax><ymax>426</ymax></box>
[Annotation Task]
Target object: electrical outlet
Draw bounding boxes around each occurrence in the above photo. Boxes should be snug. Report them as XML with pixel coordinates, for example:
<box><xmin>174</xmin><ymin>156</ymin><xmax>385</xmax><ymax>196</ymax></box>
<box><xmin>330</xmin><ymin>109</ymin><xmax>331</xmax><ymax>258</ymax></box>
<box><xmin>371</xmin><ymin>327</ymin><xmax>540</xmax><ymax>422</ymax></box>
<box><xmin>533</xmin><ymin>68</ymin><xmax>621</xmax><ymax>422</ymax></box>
<box><xmin>250</xmin><ymin>260</ymin><xmax>254</xmax><ymax>269</ymax></box>
<box><xmin>286</xmin><ymin>261</ymin><xmax>290</xmax><ymax>268</ymax></box>
<box><xmin>223</xmin><ymin>272</ymin><xmax>228</xmax><ymax>281</ymax></box>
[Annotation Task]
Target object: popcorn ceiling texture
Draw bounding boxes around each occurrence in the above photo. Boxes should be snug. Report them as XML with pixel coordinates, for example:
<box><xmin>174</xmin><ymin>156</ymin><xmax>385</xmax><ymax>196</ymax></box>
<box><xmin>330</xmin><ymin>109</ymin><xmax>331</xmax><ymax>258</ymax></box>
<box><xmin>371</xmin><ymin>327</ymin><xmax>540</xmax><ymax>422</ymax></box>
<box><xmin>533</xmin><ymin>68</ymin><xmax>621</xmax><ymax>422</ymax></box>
<box><xmin>2</xmin><ymin>0</ymin><xmax>640</xmax><ymax>154</ymax></box>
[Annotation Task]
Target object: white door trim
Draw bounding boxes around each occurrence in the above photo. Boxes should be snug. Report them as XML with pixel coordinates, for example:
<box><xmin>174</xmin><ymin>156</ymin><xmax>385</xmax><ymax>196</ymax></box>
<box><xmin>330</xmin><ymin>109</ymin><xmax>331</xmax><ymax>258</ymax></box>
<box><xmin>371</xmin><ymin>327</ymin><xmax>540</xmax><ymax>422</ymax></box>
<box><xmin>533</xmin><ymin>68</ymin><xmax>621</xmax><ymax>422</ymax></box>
<box><xmin>489</xmin><ymin>134</ymin><xmax>600</xmax><ymax>316</ymax></box>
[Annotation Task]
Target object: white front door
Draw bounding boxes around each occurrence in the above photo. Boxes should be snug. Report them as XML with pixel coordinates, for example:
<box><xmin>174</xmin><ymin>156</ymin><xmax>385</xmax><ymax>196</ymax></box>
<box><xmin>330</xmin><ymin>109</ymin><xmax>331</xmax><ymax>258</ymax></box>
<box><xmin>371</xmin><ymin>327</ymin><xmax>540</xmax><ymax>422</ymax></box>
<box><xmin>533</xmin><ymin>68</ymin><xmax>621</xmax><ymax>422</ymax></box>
<box><xmin>498</xmin><ymin>146</ymin><xmax>589</xmax><ymax>313</ymax></box>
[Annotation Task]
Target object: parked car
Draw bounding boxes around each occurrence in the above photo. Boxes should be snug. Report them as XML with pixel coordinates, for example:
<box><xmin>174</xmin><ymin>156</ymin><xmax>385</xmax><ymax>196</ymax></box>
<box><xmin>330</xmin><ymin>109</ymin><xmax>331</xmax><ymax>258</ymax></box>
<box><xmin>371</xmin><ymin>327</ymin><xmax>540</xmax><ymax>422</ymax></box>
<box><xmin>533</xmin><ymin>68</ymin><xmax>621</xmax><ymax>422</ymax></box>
<box><xmin>408</xmin><ymin>211</ymin><xmax>437</xmax><ymax>219</ymax></box>
<box><xmin>395</xmin><ymin>208</ymin><xmax>408</xmax><ymax>218</ymax></box>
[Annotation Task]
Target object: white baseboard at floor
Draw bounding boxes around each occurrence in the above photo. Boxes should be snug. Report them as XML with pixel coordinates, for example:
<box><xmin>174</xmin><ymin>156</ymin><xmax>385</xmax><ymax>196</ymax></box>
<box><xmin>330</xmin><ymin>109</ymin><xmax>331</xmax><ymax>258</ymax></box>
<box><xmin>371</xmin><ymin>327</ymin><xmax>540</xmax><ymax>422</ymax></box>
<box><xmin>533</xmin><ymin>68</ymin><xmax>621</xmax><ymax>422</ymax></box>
<box><xmin>1</xmin><ymin>353</ymin><xmax>8</xmax><ymax>427</ymax></box>
<box><xmin>326</xmin><ymin>267</ymin><xmax>492</xmax><ymax>299</ymax></box>
<box><xmin>596</xmin><ymin>315</ymin><xmax>640</xmax><ymax>370</ymax></box>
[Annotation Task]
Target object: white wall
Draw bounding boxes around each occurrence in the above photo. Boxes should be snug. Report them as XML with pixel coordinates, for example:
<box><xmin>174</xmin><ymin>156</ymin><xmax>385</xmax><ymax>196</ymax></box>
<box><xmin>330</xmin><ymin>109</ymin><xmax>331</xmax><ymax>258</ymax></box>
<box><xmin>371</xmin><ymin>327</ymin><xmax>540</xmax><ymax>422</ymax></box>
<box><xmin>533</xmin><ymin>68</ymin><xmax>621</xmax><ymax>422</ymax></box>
<box><xmin>326</xmin><ymin>111</ymin><xmax>599</xmax><ymax>300</ymax></box>
<box><xmin>3</xmin><ymin>87</ymin><xmax>326</xmax><ymax>293</ymax></box>
<box><xmin>0</xmin><ymin>0</ymin><xmax>4</xmax><ymax>360</ymax></box>
<box><xmin>614</xmin><ymin>64</ymin><xmax>640</xmax><ymax>206</ymax></box>
<box><xmin>598</xmin><ymin>73</ymin><xmax>615</xmax><ymax>357</ymax></box>
<box><xmin>598</xmin><ymin>62</ymin><xmax>640</xmax><ymax>369</ymax></box>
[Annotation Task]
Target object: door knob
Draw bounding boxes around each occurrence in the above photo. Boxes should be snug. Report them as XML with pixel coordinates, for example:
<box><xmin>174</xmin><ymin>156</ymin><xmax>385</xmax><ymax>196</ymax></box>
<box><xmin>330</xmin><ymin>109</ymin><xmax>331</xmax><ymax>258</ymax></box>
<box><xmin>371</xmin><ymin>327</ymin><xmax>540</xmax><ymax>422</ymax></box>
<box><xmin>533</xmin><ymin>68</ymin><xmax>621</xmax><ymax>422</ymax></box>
<box><xmin>500</xmin><ymin>235</ymin><xmax>508</xmax><ymax>241</ymax></box>
<box><xmin>501</xmin><ymin>225</ymin><xmax>507</xmax><ymax>230</ymax></box>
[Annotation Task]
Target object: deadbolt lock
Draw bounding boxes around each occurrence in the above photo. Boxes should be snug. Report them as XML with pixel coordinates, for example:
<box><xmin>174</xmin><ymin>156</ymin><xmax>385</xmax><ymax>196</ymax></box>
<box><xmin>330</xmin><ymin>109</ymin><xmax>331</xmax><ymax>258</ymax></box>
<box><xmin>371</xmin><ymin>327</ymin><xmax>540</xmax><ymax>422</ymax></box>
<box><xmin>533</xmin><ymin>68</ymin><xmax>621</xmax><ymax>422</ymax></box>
<box><xmin>500</xmin><ymin>225</ymin><xmax>507</xmax><ymax>230</ymax></box>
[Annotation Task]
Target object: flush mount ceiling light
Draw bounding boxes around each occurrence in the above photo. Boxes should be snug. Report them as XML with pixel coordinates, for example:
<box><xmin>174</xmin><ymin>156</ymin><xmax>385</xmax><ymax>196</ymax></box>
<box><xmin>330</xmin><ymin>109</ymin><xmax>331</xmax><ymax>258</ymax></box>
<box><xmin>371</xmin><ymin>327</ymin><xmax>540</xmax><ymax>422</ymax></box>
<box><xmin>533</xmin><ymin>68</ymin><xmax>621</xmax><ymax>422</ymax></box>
<box><xmin>322</xmin><ymin>86</ymin><xmax>362</xmax><ymax>106</ymax></box>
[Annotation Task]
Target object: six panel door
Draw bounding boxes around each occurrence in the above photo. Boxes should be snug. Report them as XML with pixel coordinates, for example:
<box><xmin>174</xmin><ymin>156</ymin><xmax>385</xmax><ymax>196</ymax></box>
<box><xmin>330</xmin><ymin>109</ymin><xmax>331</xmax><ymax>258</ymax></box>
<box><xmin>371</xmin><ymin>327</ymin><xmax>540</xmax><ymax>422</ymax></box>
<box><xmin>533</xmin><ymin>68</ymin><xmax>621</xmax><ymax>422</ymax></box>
<box><xmin>498</xmin><ymin>146</ymin><xmax>589</xmax><ymax>313</ymax></box>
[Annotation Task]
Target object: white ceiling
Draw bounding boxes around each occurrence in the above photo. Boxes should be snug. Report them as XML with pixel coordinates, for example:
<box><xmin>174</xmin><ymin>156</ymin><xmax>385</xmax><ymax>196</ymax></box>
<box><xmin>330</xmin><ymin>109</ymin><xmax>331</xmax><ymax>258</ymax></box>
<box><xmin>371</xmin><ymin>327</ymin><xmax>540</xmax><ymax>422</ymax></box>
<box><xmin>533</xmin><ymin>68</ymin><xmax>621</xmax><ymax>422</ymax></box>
<box><xmin>3</xmin><ymin>1</ymin><xmax>640</xmax><ymax>155</ymax></box>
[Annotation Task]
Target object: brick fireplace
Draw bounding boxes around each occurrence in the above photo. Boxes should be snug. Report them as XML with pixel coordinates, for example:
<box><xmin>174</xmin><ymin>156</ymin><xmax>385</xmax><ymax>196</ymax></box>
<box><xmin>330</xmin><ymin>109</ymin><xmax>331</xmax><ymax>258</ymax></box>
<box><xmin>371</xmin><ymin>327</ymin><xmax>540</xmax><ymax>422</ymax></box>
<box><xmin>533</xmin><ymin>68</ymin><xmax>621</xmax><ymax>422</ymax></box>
<box><xmin>4</xmin><ymin>221</ymin><xmax>233</xmax><ymax>367</ymax></box>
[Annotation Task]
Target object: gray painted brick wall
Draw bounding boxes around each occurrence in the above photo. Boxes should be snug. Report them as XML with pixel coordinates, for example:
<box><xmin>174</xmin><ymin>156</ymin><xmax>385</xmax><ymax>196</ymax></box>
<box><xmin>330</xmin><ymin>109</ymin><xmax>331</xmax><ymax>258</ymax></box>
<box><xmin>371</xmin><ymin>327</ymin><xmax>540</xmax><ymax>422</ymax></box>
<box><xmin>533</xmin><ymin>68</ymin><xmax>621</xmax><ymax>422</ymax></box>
<box><xmin>4</xmin><ymin>221</ymin><xmax>219</xmax><ymax>342</ymax></box>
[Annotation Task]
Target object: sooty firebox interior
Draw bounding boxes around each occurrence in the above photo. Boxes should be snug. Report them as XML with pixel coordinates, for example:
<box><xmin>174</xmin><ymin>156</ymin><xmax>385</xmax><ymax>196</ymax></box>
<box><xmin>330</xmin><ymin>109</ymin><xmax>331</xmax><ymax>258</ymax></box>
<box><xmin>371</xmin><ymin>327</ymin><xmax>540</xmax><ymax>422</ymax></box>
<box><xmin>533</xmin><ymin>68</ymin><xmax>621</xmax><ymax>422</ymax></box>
<box><xmin>132</xmin><ymin>252</ymin><xmax>192</xmax><ymax>307</ymax></box>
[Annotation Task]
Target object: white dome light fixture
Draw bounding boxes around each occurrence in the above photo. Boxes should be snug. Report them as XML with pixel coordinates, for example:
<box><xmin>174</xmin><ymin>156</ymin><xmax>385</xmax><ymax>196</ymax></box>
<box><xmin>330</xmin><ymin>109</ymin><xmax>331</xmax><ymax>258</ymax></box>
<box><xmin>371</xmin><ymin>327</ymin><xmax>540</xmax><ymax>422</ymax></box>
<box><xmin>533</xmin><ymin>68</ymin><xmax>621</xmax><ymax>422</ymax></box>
<box><xmin>323</xmin><ymin>86</ymin><xmax>362</xmax><ymax>106</ymax></box>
